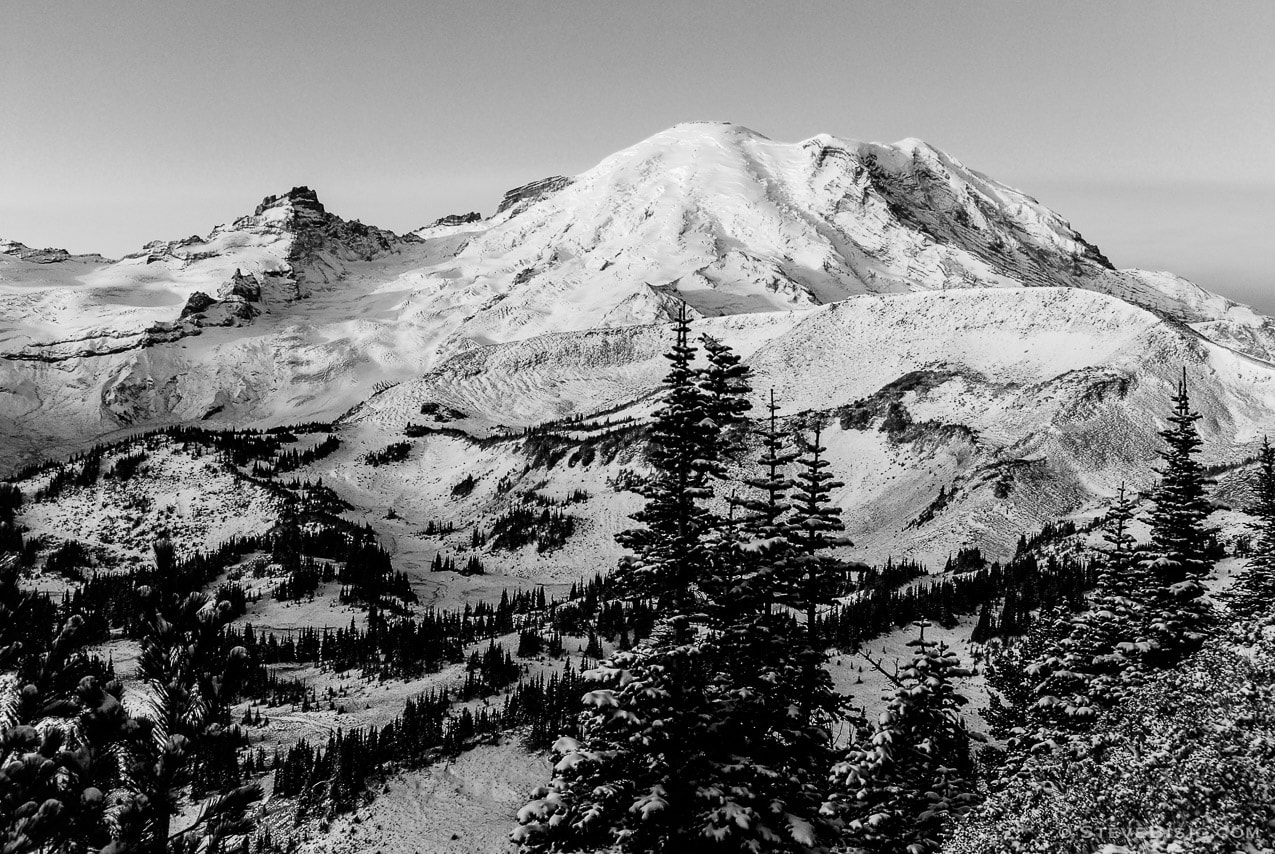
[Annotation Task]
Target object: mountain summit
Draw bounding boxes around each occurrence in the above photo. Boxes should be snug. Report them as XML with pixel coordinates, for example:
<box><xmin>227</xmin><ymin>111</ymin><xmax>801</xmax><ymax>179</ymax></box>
<box><xmin>413</xmin><ymin>122</ymin><xmax>1269</xmax><ymax>353</ymax></box>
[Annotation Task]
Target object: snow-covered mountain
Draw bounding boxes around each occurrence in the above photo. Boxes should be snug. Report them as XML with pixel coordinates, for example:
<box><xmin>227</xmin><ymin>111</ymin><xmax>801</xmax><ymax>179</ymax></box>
<box><xmin>3</xmin><ymin>122</ymin><xmax>1274</xmax><ymax>562</ymax></box>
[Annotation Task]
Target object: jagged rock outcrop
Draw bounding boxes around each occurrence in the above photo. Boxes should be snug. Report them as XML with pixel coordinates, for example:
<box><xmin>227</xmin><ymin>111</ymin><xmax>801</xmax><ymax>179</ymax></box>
<box><xmin>494</xmin><ymin>176</ymin><xmax>572</xmax><ymax>216</ymax></box>
<box><xmin>0</xmin><ymin>238</ymin><xmax>110</xmax><ymax>264</ymax></box>
<box><xmin>179</xmin><ymin>291</ymin><xmax>217</xmax><ymax>318</ymax></box>
<box><xmin>246</xmin><ymin>186</ymin><xmax>402</xmax><ymax>294</ymax></box>
<box><xmin>222</xmin><ymin>269</ymin><xmax>262</xmax><ymax>302</ymax></box>
<box><xmin>429</xmin><ymin>212</ymin><xmax>483</xmax><ymax>228</ymax></box>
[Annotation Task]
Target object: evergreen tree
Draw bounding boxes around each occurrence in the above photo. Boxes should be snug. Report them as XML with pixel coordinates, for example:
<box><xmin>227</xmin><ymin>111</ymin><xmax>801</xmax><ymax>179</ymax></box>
<box><xmin>1027</xmin><ymin>485</ymin><xmax>1148</xmax><ymax>749</ymax></box>
<box><xmin>1</xmin><ymin>610</ymin><xmax>137</xmax><ymax>854</ymax></box>
<box><xmin>981</xmin><ymin>619</ymin><xmax>1062</xmax><ymax>745</ymax></box>
<box><xmin>782</xmin><ymin>424</ymin><xmax>851</xmax><ymax>722</ymax></box>
<box><xmin>783</xmin><ymin>423</ymin><xmax>852</xmax><ymax>641</ymax></box>
<box><xmin>736</xmin><ymin>391</ymin><xmax>797</xmax><ymax>547</ymax></box>
<box><xmin>969</xmin><ymin>601</ymin><xmax>995</xmax><ymax>644</ymax></box>
<box><xmin>1137</xmin><ymin>371</ymin><xmax>1215</xmax><ymax>665</ymax></box>
<box><xmin>615</xmin><ymin>305</ymin><xmax>722</xmax><ymax>612</ymax></box>
<box><xmin>513</xmin><ymin>628</ymin><xmax>718</xmax><ymax>852</ymax></box>
<box><xmin>831</xmin><ymin>622</ymin><xmax>977</xmax><ymax>854</ymax></box>
<box><xmin>728</xmin><ymin>389</ymin><xmax>797</xmax><ymax>617</ymax></box>
<box><xmin>515</xmin><ymin>612</ymin><xmax>841</xmax><ymax>853</ymax></box>
<box><xmin>1228</xmin><ymin>437</ymin><xmax>1275</xmax><ymax>620</ymax></box>
<box><xmin>1072</xmin><ymin>483</ymin><xmax>1151</xmax><ymax>700</ymax></box>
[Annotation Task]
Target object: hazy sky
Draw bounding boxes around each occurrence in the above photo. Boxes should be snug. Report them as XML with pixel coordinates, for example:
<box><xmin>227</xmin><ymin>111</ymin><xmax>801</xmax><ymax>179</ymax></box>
<box><xmin>3</xmin><ymin>2</ymin><xmax>1272</xmax><ymax>310</ymax></box>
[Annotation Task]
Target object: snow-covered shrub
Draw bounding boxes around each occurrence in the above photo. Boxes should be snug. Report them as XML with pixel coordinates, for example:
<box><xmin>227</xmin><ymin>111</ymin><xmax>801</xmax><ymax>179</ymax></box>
<box><xmin>944</xmin><ymin>636</ymin><xmax>1275</xmax><ymax>853</ymax></box>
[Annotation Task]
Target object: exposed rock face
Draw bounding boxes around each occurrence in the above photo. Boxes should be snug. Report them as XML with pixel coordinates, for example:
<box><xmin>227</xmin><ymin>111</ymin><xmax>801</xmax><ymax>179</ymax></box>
<box><xmin>0</xmin><ymin>238</ymin><xmax>110</xmax><ymax>264</ymax></box>
<box><xmin>254</xmin><ymin>185</ymin><xmax>327</xmax><ymax>221</ymax></box>
<box><xmin>242</xmin><ymin>187</ymin><xmax>402</xmax><ymax>296</ymax></box>
<box><xmin>429</xmin><ymin>212</ymin><xmax>483</xmax><ymax>228</ymax></box>
<box><xmin>0</xmin><ymin>239</ymin><xmax>72</xmax><ymax>263</ymax></box>
<box><xmin>201</xmin><ymin>296</ymin><xmax>257</xmax><ymax>325</ymax></box>
<box><xmin>494</xmin><ymin>176</ymin><xmax>572</xmax><ymax>216</ymax></box>
<box><xmin>223</xmin><ymin>269</ymin><xmax>262</xmax><ymax>302</ymax></box>
<box><xmin>179</xmin><ymin>291</ymin><xmax>217</xmax><ymax>318</ymax></box>
<box><xmin>157</xmin><ymin>289</ymin><xmax>258</xmax><ymax>344</ymax></box>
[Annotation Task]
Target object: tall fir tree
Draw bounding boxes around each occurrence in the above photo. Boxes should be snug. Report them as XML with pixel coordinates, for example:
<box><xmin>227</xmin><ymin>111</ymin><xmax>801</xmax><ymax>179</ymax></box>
<box><xmin>1026</xmin><ymin>485</ymin><xmax>1149</xmax><ymax>750</ymax></box>
<box><xmin>1077</xmin><ymin>482</ymin><xmax>1154</xmax><ymax>700</ymax></box>
<box><xmin>783</xmin><ymin>424</ymin><xmax>852</xmax><ymax>648</ymax></box>
<box><xmin>696</xmin><ymin>397</ymin><xmax>843</xmax><ymax>852</ymax></box>
<box><xmin>737</xmin><ymin>390</ymin><xmax>797</xmax><ymax>543</ymax></box>
<box><xmin>1137</xmin><ymin>370</ymin><xmax>1216</xmax><ymax>665</ymax></box>
<box><xmin>1228</xmin><ymin>436</ymin><xmax>1275</xmax><ymax>621</ymax></box>
<box><xmin>733</xmin><ymin>389</ymin><xmax>797</xmax><ymax>612</ymax></box>
<box><xmin>0</xmin><ymin>608</ymin><xmax>137</xmax><ymax>854</ymax></box>
<box><xmin>615</xmin><ymin>304</ymin><xmax>722</xmax><ymax>613</ymax></box>
<box><xmin>130</xmin><ymin>543</ymin><xmax>261</xmax><ymax>854</ymax></box>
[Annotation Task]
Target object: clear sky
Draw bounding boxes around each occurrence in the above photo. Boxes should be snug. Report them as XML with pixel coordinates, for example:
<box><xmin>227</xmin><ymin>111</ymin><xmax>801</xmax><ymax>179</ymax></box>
<box><xmin>3</xmin><ymin>1</ymin><xmax>1272</xmax><ymax>310</ymax></box>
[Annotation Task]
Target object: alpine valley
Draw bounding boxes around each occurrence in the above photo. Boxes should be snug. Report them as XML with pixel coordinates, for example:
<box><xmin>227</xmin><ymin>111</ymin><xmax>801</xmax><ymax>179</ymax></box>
<box><xmin>4</xmin><ymin>123</ymin><xmax>1275</xmax><ymax>853</ymax></box>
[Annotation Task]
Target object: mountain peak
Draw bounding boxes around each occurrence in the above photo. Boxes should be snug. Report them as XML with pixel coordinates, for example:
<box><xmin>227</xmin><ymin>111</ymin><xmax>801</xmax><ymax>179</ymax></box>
<box><xmin>665</xmin><ymin>120</ymin><xmax>767</xmax><ymax>136</ymax></box>
<box><xmin>251</xmin><ymin>185</ymin><xmax>328</xmax><ymax>228</ymax></box>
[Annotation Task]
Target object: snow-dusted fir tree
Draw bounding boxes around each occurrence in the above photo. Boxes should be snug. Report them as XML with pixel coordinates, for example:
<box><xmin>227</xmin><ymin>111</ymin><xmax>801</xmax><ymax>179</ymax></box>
<box><xmin>691</xmin><ymin>396</ymin><xmax>842</xmax><ymax>852</ymax></box>
<box><xmin>514</xmin><ymin>556</ymin><xmax>840</xmax><ymax>851</ymax></box>
<box><xmin>1076</xmin><ymin>482</ymin><xmax>1153</xmax><ymax>699</ymax></box>
<box><xmin>782</xmin><ymin>423</ymin><xmax>852</xmax><ymax>722</ymax></box>
<box><xmin>1228</xmin><ymin>436</ymin><xmax>1275</xmax><ymax>621</ymax></box>
<box><xmin>732</xmin><ymin>389</ymin><xmax>797</xmax><ymax>610</ymax></box>
<box><xmin>1137</xmin><ymin>371</ymin><xmax>1215</xmax><ymax>665</ymax></box>
<box><xmin>0</xmin><ymin>606</ymin><xmax>134</xmax><ymax>854</ymax></box>
<box><xmin>830</xmin><ymin>621</ymin><xmax>977</xmax><ymax>854</ymax></box>
<box><xmin>0</xmin><ymin>546</ymin><xmax>259</xmax><ymax>854</ymax></box>
<box><xmin>783</xmin><ymin>423</ymin><xmax>851</xmax><ymax>642</ymax></box>
<box><xmin>1027</xmin><ymin>484</ymin><xmax>1148</xmax><ymax>746</ymax></box>
<box><xmin>615</xmin><ymin>304</ymin><xmax>721</xmax><ymax>612</ymax></box>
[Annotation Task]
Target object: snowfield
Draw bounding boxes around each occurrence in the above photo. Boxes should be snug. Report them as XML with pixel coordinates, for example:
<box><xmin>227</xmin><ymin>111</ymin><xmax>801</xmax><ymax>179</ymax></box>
<box><xmin>285</xmin><ymin>740</ymin><xmax>549</xmax><ymax>854</ymax></box>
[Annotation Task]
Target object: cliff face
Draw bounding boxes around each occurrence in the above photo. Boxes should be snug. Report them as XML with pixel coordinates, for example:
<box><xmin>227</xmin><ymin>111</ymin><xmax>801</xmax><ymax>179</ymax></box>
<box><xmin>254</xmin><ymin>186</ymin><xmax>403</xmax><ymax>292</ymax></box>
<box><xmin>495</xmin><ymin>176</ymin><xmax>573</xmax><ymax>216</ymax></box>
